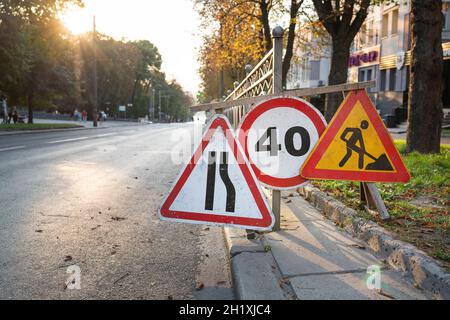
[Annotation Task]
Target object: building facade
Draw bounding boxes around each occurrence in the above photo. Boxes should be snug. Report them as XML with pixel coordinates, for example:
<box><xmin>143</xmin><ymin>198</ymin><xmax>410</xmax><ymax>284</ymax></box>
<box><xmin>286</xmin><ymin>24</ymin><xmax>331</xmax><ymax>90</ymax></box>
<box><xmin>350</xmin><ymin>0</ymin><xmax>450</xmax><ymax>117</ymax></box>
<box><xmin>288</xmin><ymin>0</ymin><xmax>450</xmax><ymax>120</ymax></box>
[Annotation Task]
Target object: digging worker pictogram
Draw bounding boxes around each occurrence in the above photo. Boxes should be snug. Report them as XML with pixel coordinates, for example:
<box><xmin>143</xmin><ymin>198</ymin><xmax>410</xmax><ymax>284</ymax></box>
<box><xmin>339</xmin><ymin>120</ymin><xmax>369</xmax><ymax>169</ymax></box>
<box><xmin>338</xmin><ymin>120</ymin><xmax>393</xmax><ymax>171</ymax></box>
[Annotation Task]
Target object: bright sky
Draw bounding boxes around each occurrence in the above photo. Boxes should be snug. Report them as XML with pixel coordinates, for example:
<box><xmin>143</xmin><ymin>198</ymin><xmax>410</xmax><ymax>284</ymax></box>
<box><xmin>60</xmin><ymin>0</ymin><xmax>202</xmax><ymax>95</ymax></box>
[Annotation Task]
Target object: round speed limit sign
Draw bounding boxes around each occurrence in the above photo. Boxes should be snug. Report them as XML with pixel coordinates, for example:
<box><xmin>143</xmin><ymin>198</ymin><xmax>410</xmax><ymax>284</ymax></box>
<box><xmin>237</xmin><ymin>97</ymin><xmax>326</xmax><ymax>190</ymax></box>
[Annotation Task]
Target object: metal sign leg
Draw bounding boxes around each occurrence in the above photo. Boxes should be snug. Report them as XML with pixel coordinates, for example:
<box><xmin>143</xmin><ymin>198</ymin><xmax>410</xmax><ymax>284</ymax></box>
<box><xmin>272</xmin><ymin>190</ymin><xmax>281</xmax><ymax>231</ymax></box>
<box><xmin>361</xmin><ymin>182</ymin><xmax>390</xmax><ymax>220</ymax></box>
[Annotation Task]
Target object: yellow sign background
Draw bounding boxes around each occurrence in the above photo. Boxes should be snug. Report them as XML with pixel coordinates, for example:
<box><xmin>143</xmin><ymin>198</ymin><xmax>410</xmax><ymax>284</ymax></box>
<box><xmin>315</xmin><ymin>101</ymin><xmax>396</xmax><ymax>172</ymax></box>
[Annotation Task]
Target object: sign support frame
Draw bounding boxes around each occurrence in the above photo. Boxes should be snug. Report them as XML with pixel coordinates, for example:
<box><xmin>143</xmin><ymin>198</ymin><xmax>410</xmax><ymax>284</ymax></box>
<box><xmin>270</xmin><ymin>29</ymin><xmax>284</xmax><ymax>231</ymax></box>
<box><xmin>360</xmin><ymin>182</ymin><xmax>390</xmax><ymax>220</ymax></box>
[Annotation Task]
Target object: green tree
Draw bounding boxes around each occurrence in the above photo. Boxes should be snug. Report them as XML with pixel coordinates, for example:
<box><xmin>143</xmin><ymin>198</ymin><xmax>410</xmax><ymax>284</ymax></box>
<box><xmin>24</xmin><ymin>19</ymin><xmax>79</xmax><ymax>123</ymax></box>
<box><xmin>312</xmin><ymin>0</ymin><xmax>372</xmax><ymax>121</ymax></box>
<box><xmin>0</xmin><ymin>0</ymin><xmax>83</xmax><ymax>122</ymax></box>
<box><xmin>165</xmin><ymin>81</ymin><xmax>193</xmax><ymax>122</ymax></box>
<box><xmin>79</xmin><ymin>33</ymin><xmax>141</xmax><ymax>117</ymax></box>
<box><xmin>79</xmin><ymin>34</ymin><xmax>188</xmax><ymax>122</ymax></box>
<box><xmin>195</xmin><ymin>0</ymin><xmax>306</xmax><ymax>99</ymax></box>
<box><xmin>131</xmin><ymin>41</ymin><xmax>161</xmax><ymax>98</ymax></box>
<box><xmin>0</xmin><ymin>15</ymin><xmax>30</xmax><ymax>101</ymax></box>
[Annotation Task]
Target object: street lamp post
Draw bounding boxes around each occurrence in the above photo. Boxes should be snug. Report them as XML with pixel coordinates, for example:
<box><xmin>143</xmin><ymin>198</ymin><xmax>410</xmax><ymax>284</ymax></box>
<box><xmin>148</xmin><ymin>87</ymin><xmax>158</xmax><ymax>121</ymax></box>
<box><xmin>157</xmin><ymin>90</ymin><xmax>170</xmax><ymax>122</ymax></box>
<box><xmin>127</xmin><ymin>103</ymin><xmax>133</xmax><ymax>120</ymax></box>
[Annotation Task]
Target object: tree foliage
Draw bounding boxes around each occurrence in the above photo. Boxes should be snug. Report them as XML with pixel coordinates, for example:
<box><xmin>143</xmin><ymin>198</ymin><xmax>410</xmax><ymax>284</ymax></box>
<box><xmin>0</xmin><ymin>0</ymin><xmax>191</xmax><ymax>122</ymax></box>
<box><xmin>312</xmin><ymin>0</ymin><xmax>372</xmax><ymax>121</ymax></box>
<box><xmin>0</xmin><ymin>0</ymin><xmax>82</xmax><ymax>122</ymax></box>
<box><xmin>195</xmin><ymin>0</ymin><xmax>306</xmax><ymax>102</ymax></box>
<box><xmin>196</xmin><ymin>0</ymin><xmax>266</xmax><ymax>101</ymax></box>
<box><xmin>78</xmin><ymin>34</ymin><xmax>190</xmax><ymax>121</ymax></box>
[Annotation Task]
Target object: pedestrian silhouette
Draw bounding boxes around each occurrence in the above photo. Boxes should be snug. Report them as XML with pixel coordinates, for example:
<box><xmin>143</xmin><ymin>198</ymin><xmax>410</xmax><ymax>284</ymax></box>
<box><xmin>338</xmin><ymin>120</ymin><xmax>394</xmax><ymax>171</ymax></box>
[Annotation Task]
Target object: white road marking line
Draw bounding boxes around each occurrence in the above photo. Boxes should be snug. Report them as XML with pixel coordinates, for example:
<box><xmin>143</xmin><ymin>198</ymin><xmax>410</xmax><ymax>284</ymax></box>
<box><xmin>47</xmin><ymin>137</ymin><xmax>89</xmax><ymax>144</ymax></box>
<box><xmin>95</xmin><ymin>133</ymin><xmax>117</xmax><ymax>138</ymax></box>
<box><xmin>0</xmin><ymin>146</ymin><xmax>26</xmax><ymax>152</ymax></box>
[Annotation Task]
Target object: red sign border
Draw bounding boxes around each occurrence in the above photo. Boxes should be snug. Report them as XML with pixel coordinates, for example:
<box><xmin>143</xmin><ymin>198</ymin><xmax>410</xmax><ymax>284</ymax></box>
<box><xmin>158</xmin><ymin>115</ymin><xmax>274</xmax><ymax>230</ymax></box>
<box><xmin>237</xmin><ymin>97</ymin><xmax>327</xmax><ymax>189</ymax></box>
<box><xmin>301</xmin><ymin>90</ymin><xmax>411</xmax><ymax>183</ymax></box>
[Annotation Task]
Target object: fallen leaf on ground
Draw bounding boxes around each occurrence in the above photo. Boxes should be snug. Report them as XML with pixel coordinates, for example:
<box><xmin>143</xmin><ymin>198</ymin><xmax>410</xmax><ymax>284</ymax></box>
<box><xmin>350</xmin><ymin>244</ymin><xmax>366</xmax><ymax>250</ymax></box>
<box><xmin>195</xmin><ymin>283</ymin><xmax>204</xmax><ymax>291</ymax></box>
<box><xmin>377</xmin><ymin>290</ymin><xmax>396</xmax><ymax>299</ymax></box>
<box><xmin>111</xmin><ymin>216</ymin><xmax>126</xmax><ymax>221</ymax></box>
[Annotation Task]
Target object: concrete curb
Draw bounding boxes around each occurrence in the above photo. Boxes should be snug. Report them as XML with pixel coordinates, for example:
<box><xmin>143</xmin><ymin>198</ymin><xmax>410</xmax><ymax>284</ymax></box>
<box><xmin>0</xmin><ymin>126</ymin><xmax>95</xmax><ymax>136</ymax></box>
<box><xmin>298</xmin><ymin>184</ymin><xmax>450</xmax><ymax>300</ymax></box>
<box><xmin>223</xmin><ymin>228</ymin><xmax>296</xmax><ymax>300</ymax></box>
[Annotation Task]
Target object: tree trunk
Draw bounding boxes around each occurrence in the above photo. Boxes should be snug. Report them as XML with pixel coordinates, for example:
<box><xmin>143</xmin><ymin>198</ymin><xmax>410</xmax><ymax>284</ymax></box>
<box><xmin>312</xmin><ymin>0</ymin><xmax>371</xmax><ymax>121</ymax></box>
<box><xmin>282</xmin><ymin>0</ymin><xmax>301</xmax><ymax>88</ymax></box>
<box><xmin>324</xmin><ymin>37</ymin><xmax>351</xmax><ymax>121</ymax></box>
<box><xmin>259</xmin><ymin>0</ymin><xmax>272</xmax><ymax>52</ymax></box>
<box><xmin>406</xmin><ymin>0</ymin><xmax>443</xmax><ymax>154</ymax></box>
<box><xmin>27</xmin><ymin>91</ymin><xmax>34</xmax><ymax>124</ymax></box>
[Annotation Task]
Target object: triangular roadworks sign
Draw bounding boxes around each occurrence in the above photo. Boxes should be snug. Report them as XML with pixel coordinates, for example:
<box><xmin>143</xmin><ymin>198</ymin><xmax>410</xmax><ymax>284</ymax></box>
<box><xmin>301</xmin><ymin>90</ymin><xmax>410</xmax><ymax>183</ymax></box>
<box><xmin>158</xmin><ymin>115</ymin><xmax>274</xmax><ymax>231</ymax></box>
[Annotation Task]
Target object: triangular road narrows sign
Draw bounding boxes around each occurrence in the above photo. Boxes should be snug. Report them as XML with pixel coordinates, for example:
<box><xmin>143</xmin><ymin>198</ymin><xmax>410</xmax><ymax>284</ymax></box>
<box><xmin>158</xmin><ymin>115</ymin><xmax>274</xmax><ymax>231</ymax></box>
<box><xmin>301</xmin><ymin>90</ymin><xmax>410</xmax><ymax>183</ymax></box>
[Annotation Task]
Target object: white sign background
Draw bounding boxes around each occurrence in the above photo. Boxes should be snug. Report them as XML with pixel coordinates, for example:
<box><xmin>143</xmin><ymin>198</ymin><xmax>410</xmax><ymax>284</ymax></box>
<box><xmin>158</xmin><ymin>115</ymin><xmax>274</xmax><ymax>231</ymax></box>
<box><xmin>238</xmin><ymin>97</ymin><xmax>327</xmax><ymax>190</ymax></box>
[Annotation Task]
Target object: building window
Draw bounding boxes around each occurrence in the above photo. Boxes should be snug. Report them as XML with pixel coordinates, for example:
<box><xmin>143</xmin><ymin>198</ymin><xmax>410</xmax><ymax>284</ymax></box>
<box><xmin>358</xmin><ymin>69</ymin><xmax>365</xmax><ymax>82</ymax></box>
<box><xmin>382</xmin><ymin>13</ymin><xmax>389</xmax><ymax>38</ymax></box>
<box><xmin>443</xmin><ymin>2</ymin><xmax>449</xmax><ymax>30</ymax></box>
<box><xmin>358</xmin><ymin>67</ymin><xmax>375</xmax><ymax>83</ymax></box>
<box><xmin>391</xmin><ymin>9</ymin><xmax>399</xmax><ymax>35</ymax></box>
<box><xmin>301</xmin><ymin>58</ymin><xmax>308</xmax><ymax>81</ymax></box>
<box><xmin>310</xmin><ymin>60</ymin><xmax>320</xmax><ymax>81</ymax></box>
<box><xmin>367</xmin><ymin>20</ymin><xmax>374</xmax><ymax>45</ymax></box>
<box><xmin>380</xmin><ymin>70</ymin><xmax>387</xmax><ymax>91</ymax></box>
<box><xmin>359</xmin><ymin>24</ymin><xmax>367</xmax><ymax>48</ymax></box>
<box><xmin>389</xmin><ymin>68</ymin><xmax>397</xmax><ymax>91</ymax></box>
<box><xmin>444</xmin><ymin>12</ymin><xmax>447</xmax><ymax>30</ymax></box>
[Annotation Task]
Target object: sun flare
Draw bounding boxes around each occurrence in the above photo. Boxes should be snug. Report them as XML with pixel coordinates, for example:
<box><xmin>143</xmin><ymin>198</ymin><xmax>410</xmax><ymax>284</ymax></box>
<box><xmin>60</xmin><ymin>6</ymin><xmax>93</xmax><ymax>35</ymax></box>
<box><xmin>58</xmin><ymin>0</ymin><xmax>201</xmax><ymax>93</ymax></box>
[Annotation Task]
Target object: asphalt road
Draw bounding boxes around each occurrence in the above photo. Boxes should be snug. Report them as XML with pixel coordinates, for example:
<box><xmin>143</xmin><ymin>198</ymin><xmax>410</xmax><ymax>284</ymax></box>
<box><xmin>0</xmin><ymin>123</ymin><xmax>233</xmax><ymax>299</ymax></box>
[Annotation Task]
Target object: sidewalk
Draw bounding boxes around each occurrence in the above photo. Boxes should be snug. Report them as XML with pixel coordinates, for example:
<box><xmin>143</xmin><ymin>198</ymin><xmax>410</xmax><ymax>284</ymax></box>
<box><xmin>0</xmin><ymin>118</ymin><xmax>146</xmax><ymax>136</ymax></box>
<box><xmin>225</xmin><ymin>191</ymin><xmax>429</xmax><ymax>300</ymax></box>
<box><xmin>387</xmin><ymin>122</ymin><xmax>450</xmax><ymax>145</ymax></box>
<box><xmin>33</xmin><ymin>118</ymin><xmax>142</xmax><ymax>128</ymax></box>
